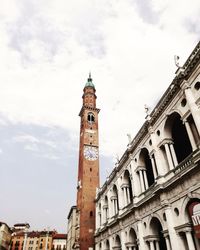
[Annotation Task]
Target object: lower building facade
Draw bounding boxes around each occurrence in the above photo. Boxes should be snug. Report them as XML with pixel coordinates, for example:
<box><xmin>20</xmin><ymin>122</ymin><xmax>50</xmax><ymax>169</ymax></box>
<box><xmin>95</xmin><ymin>42</ymin><xmax>200</xmax><ymax>250</ymax></box>
<box><xmin>67</xmin><ymin>206</ymin><xmax>78</xmax><ymax>250</ymax></box>
<box><xmin>0</xmin><ymin>222</ymin><xmax>12</xmax><ymax>250</ymax></box>
<box><xmin>10</xmin><ymin>228</ymin><xmax>57</xmax><ymax>250</ymax></box>
<box><xmin>52</xmin><ymin>234</ymin><xmax>67</xmax><ymax>250</ymax></box>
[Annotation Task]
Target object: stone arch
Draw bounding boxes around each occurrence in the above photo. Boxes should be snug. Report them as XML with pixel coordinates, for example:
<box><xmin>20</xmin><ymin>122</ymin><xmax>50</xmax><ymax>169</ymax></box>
<box><xmin>163</xmin><ymin>112</ymin><xmax>192</xmax><ymax>163</ymax></box>
<box><xmin>181</xmin><ymin>193</ymin><xmax>200</xmax><ymax>223</ymax></box>
<box><xmin>105</xmin><ymin>239</ymin><xmax>110</xmax><ymax>250</ymax></box>
<box><xmin>122</xmin><ymin>169</ymin><xmax>133</xmax><ymax>204</ymax></box>
<box><xmin>111</xmin><ymin>184</ymin><xmax>119</xmax><ymax>215</ymax></box>
<box><xmin>147</xmin><ymin>213</ymin><xmax>164</xmax><ymax>232</ymax></box>
<box><xmin>103</xmin><ymin>195</ymin><xmax>109</xmax><ymax>221</ymax></box>
<box><xmin>123</xmin><ymin>169</ymin><xmax>131</xmax><ymax>184</ymax></box>
<box><xmin>138</xmin><ymin>148</ymin><xmax>155</xmax><ymax>187</ymax></box>
<box><xmin>165</xmin><ymin>108</ymin><xmax>183</xmax><ymax>122</ymax></box>
<box><xmin>179</xmin><ymin>196</ymin><xmax>200</xmax><ymax>249</ymax></box>
<box><xmin>126</xmin><ymin>227</ymin><xmax>138</xmax><ymax>249</ymax></box>
<box><xmin>148</xmin><ymin>217</ymin><xmax>167</xmax><ymax>250</ymax></box>
<box><xmin>114</xmin><ymin>234</ymin><xmax>122</xmax><ymax>250</ymax></box>
<box><xmin>164</xmin><ymin>112</ymin><xmax>181</xmax><ymax>138</ymax></box>
<box><xmin>87</xmin><ymin>112</ymin><xmax>95</xmax><ymax>123</ymax></box>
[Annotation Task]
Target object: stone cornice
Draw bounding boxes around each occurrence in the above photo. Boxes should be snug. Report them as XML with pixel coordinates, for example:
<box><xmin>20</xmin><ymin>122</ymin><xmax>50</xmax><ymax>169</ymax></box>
<box><xmin>79</xmin><ymin>105</ymin><xmax>100</xmax><ymax>116</ymax></box>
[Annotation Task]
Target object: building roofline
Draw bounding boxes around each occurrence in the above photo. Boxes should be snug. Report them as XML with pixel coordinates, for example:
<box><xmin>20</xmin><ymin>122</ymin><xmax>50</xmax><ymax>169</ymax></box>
<box><xmin>67</xmin><ymin>205</ymin><xmax>77</xmax><ymax>219</ymax></box>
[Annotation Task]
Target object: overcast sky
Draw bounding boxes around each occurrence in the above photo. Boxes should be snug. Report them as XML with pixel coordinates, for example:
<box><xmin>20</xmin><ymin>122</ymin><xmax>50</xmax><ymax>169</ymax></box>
<box><xmin>0</xmin><ymin>0</ymin><xmax>200</xmax><ymax>233</ymax></box>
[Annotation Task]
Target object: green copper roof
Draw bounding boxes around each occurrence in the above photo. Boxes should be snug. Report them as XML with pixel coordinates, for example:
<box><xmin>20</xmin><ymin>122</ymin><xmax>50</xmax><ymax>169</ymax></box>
<box><xmin>85</xmin><ymin>73</ymin><xmax>95</xmax><ymax>88</ymax></box>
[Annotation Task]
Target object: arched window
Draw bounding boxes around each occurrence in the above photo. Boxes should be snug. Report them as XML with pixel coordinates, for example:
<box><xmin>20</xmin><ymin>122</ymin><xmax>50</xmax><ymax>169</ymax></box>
<box><xmin>112</xmin><ymin>185</ymin><xmax>119</xmax><ymax>215</ymax></box>
<box><xmin>164</xmin><ymin>112</ymin><xmax>192</xmax><ymax>164</ymax></box>
<box><xmin>138</xmin><ymin>148</ymin><xmax>155</xmax><ymax>188</ymax></box>
<box><xmin>87</xmin><ymin>112</ymin><xmax>95</xmax><ymax>123</ymax></box>
<box><xmin>149</xmin><ymin>217</ymin><xmax>167</xmax><ymax>250</ymax></box>
<box><xmin>194</xmin><ymin>81</ymin><xmax>200</xmax><ymax>90</ymax></box>
<box><xmin>122</xmin><ymin>170</ymin><xmax>133</xmax><ymax>207</ymax></box>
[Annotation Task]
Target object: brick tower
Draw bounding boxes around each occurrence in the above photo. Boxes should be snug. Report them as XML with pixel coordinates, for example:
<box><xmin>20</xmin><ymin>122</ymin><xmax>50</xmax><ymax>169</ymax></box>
<box><xmin>76</xmin><ymin>74</ymin><xmax>100</xmax><ymax>250</ymax></box>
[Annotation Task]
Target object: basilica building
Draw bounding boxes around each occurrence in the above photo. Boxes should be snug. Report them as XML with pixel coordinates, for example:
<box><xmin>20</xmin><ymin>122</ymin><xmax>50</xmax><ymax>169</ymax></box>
<box><xmin>94</xmin><ymin>42</ymin><xmax>200</xmax><ymax>250</ymax></box>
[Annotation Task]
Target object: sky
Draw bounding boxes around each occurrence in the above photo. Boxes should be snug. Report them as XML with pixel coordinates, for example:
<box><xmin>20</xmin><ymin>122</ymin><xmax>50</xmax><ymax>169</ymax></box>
<box><xmin>0</xmin><ymin>0</ymin><xmax>200</xmax><ymax>233</ymax></box>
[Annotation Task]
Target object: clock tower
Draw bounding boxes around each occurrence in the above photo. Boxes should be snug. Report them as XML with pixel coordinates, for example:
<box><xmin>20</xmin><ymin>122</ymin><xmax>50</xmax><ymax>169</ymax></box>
<box><xmin>76</xmin><ymin>74</ymin><xmax>100</xmax><ymax>250</ymax></box>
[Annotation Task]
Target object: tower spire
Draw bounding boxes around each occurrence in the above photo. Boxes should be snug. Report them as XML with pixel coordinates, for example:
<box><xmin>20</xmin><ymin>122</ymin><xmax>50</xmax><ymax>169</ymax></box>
<box><xmin>89</xmin><ymin>71</ymin><xmax>91</xmax><ymax>79</ymax></box>
<box><xmin>85</xmin><ymin>72</ymin><xmax>95</xmax><ymax>88</ymax></box>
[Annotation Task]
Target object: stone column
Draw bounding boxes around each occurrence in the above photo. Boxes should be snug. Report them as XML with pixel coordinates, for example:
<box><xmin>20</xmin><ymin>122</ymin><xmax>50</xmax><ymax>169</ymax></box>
<box><xmin>164</xmin><ymin>236</ymin><xmax>171</xmax><ymax>250</ymax></box>
<box><xmin>177</xmin><ymin>233</ymin><xmax>186</xmax><ymax>250</ymax></box>
<box><xmin>155</xmin><ymin>241</ymin><xmax>160</xmax><ymax>250</ymax></box>
<box><xmin>183</xmin><ymin>82</ymin><xmax>200</xmax><ymax>135</ymax></box>
<box><xmin>169</xmin><ymin>143</ymin><xmax>178</xmax><ymax>167</ymax></box>
<box><xmin>154</xmin><ymin>149</ymin><xmax>166</xmax><ymax>176</ymax></box>
<box><xmin>109</xmin><ymin>235</ymin><xmax>113</xmax><ymax>250</ymax></box>
<box><xmin>107</xmin><ymin>193</ymin><xmax>112</xmax><ymax>219</ymax></box>
<box><xmin>120</xmin><ymin>230</ymin><xmax>126</xmax><ymax>250</ymax></box>
<box><xmin>164</xmin><ymin>144</ymin><xmax>174</xmax><ymax>170</ymax></box>
<box><xmin>184</xmin><ymin>120</ymin><xmax>197</xmax><ymax>151</ymax></box>
<box><xmin>150</xmin><ymin>156</ymin><xmax>157</xmax><ymax>179</ymax></box>
<box><xmin>143</xmin><ymin>170</ymin><xmax>149</xmax><ymax>190</ymax></box>
<box><xmin>148</xmin><ymin>126</ymin><xmax>165</xmax><ymax>176</ymax></box>
<box><xmin>139</xmin><ymin>170</ymin><xmax>145</xmax><ymax>192</ymax></box>
<box><xmin>99</xmin><ymin>211</ymin><xmax>102</xmax><ymax>226</ymax></box>
<box><xmin>96</xmin><ymin>204</ymin><xmax>99</xmax><ymax>228</ymax></box>
<box><xmin>137</xmin><ymin>220</ymin><xmax>147</xmax><ymax>250</ymax></box>
<box><xmin>131</xmin><ymin>163</ymin><xmax>140</xmax><ymax>196</ymax></box>
<box><xmin>165</xmin><ymin>206</ymin><xmax>180</xmax><ymax>250</ymax></box>
<box><xmin>114</xmin><ymin>199</ymin><xmax>118</xmax><ymax>214</ymax></box>
<box><xmin>111</xmin><ymin>199</ymin><xmax>115</xmax><ymax>216</ymax></box>
<box><xmin>149</xmin><ymin>241</ymin><xmax>155</xmax><ymax>250</ymax></box>
<box><xmin>117</xmin><ymin>180</ymin><xmax>124</xmax><ymax>212</ymax></box>
<box><xmin>103</xmin><ymin>207</ymin><xmax>107</xmax><ymax>223</ymax></box>
<box><xmin>127</xmin><ymin>187</ymin><xmax>131</xmax><ymax>204</ymax></box>
<box><xmin>102</xmin><ymin>207</ymin><xmax>105</xmax><ymax>224</ymax></box>
<box><xmin>123</xmin><ymin>187</ymin><xmax>127</xmax><ymax>207</ymax></box>
<box><xmin>185</xmin><ymin>231</ymin><xmax>196</xmax><ymax>250</ymax></box>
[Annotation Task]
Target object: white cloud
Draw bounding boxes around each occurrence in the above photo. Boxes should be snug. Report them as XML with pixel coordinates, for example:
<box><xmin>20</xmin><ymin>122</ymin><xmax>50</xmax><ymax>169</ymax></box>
<box><xmin>24</xmin><ymin>143</ymin><xmax>39</xmax><ymax>152</ymax></box>
<box><xmin>14</xmin><ymin>134</ymin><xmax>40</xmax><ymax>143</ymax></box>
<box><xmin>0</xmin><ymin>0</ymin><xmax>199</xmax><ymax>163</ymax></box>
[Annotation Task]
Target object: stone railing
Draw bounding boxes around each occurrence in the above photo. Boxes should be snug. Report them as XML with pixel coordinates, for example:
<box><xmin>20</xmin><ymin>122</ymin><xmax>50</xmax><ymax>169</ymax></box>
<box><xmin>173</xmin><ymin>151</ymin><xmax>196</xmax><ymax>174</ymax></box>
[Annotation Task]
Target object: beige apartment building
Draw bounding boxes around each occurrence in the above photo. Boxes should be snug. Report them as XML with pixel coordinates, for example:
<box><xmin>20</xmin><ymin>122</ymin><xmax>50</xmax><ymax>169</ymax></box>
<box><xmin>10</xmin><ymin>228</ymin><xmax>56</xmax><ymax>250</ymax></box>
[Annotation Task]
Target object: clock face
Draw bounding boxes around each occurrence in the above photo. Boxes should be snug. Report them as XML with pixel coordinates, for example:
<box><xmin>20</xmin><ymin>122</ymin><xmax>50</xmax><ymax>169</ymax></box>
<box><xmin>84</xmin><ymin>146</ymin><xmax>98</xmax><ymax>161</ymax></box>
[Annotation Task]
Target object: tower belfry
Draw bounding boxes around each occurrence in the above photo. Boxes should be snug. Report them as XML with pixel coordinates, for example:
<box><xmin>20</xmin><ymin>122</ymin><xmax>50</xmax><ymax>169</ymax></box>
<box><xmin>75</xmin><ymin>74</ymin><xmax>100</xmax><ymax>250</ymax></box>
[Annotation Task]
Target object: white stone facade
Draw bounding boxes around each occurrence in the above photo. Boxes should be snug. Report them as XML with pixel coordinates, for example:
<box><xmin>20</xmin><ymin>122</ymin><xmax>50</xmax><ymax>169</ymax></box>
<box><xmin>95</xmin><ymin>42</ymin><xmax>200</xmax><ymax>250</ymax></box>
<box><xmin>67</xmin><ymin>206</ymin><xmax>78</xmax><ymax>250</ymax></box>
